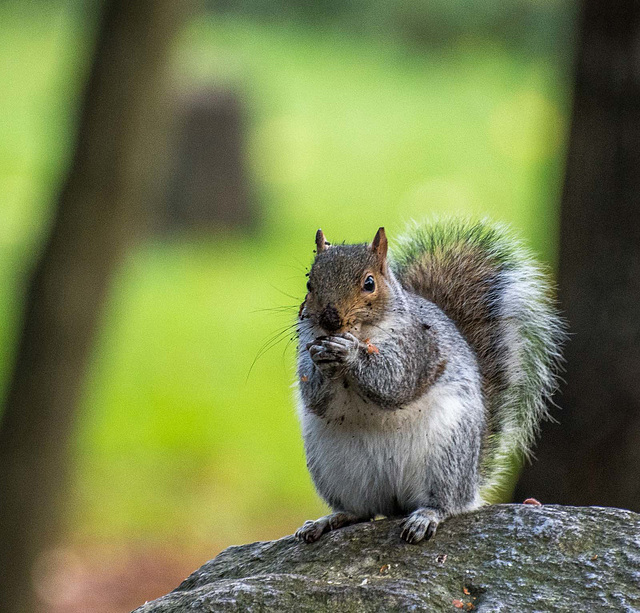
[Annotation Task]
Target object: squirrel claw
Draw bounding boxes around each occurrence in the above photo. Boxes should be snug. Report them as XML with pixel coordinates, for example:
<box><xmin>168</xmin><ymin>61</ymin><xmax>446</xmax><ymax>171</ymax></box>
<box><xmin>339</xmin><ymin>332</ymin><xmax>360</xmax><ymax>343</ymax></box>
<box><xmin>295</xmin><ymin>512</ymin><xmax>366</xmax><ymax>543</ymax></box>
<box><xmin>400</xmin><ymin>508</ymin><xmax>441</xmax><ymax>544</ymax></box>
<box><xmin>295</xmin><ymin>520</ymin><xmax>325</xmax><ymax>543</ymax></box>
<box><xmin>308</xmin><ymin>335</ymin><xmax>359</xmax><ymax>366</ymax></box>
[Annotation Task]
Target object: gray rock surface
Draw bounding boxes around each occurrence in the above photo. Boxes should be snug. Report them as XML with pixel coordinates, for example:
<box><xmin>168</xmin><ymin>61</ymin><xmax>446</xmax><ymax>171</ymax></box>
<box><xmin>134</xmin><ymin>504</ymin><xmax>640</xmax><ymax>612</ymax></box>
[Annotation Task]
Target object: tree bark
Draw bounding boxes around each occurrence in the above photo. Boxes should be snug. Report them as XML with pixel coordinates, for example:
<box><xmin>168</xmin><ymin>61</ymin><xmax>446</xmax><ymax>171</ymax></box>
<box><xmin>515</xmin><ymin>1</ymin><xmax>640</xmax><ymax>509</ymax></box>
<box><xmin>0</xmin><ymin>1</ymin><xmax>194</xmax><ymax>611</ymax></box>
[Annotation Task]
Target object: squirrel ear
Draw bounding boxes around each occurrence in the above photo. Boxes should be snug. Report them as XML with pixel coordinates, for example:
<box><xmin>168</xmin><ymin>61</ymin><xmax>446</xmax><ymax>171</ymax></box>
<box><xmin>316</xmin><ymin>229</ymin><xmax>329</xmax><ymax>253</ymax></box>
<box><xmin>371</xmin><ymin>227</ymin><xmax>388</xmax><ymax>262</ymax></box>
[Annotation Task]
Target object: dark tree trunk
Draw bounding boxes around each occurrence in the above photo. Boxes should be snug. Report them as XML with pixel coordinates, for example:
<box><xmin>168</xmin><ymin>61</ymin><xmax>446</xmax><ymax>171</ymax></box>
<box><xmin>515</xmin><ymin>1</ymin><xmax>640</xmax><ymax>509</ymax></box>
<box><xmin>0</xmin><ymin>1</ymin><xmax>193</xmax><ymax>611</ymax></box>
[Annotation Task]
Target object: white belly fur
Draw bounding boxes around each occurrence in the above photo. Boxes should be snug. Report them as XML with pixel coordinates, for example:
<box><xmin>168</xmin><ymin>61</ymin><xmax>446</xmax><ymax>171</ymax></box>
<box><xmin>298</xmin><ymin>381</ymin><xmax>469</xmax><ymax>517</ymax></box>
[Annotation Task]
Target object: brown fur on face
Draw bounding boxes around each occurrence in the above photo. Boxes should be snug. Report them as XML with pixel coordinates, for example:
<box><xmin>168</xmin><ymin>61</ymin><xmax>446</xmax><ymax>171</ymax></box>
<box><xmin>302</xmin><ymin>241</ymin><xmax>391</xmax><ymax>335</ymax></box>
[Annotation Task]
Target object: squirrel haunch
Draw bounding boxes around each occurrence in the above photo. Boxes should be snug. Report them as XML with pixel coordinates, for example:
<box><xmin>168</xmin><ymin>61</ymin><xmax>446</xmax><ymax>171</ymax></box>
<box><xmin>294</xmin><ymin>220</ymin><xmax>565</xmax><ymax>544</ymax></box>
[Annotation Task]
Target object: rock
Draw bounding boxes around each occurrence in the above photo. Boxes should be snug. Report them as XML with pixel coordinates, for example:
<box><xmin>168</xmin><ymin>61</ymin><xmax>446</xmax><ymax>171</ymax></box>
<box><xmin>134</xmin><ymin>504</ymin><xmax>640</xmax><ymax>612</ymax></box>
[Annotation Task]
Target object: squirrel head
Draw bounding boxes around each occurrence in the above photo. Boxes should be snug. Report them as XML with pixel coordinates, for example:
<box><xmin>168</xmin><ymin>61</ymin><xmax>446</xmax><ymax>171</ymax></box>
<box><xmin>301</xmin><ymin>227</ymin><xmax>392</xmax><ymax>335</ymax></box>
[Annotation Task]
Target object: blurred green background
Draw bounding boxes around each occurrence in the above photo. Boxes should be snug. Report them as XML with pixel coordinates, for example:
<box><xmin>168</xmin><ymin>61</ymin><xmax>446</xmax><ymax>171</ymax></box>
<box><xmin>0</xmin><ymin>0</ymin><xmax>575</xmax><ymax>608</ymax></box>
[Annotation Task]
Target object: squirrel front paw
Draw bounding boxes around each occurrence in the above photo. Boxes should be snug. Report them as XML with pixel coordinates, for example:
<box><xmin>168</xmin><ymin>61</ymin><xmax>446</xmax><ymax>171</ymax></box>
<box><xmin>295</xmin><ymin>511</ymin><xmax>367</xmax><ymax>543</ymax></box>
<box><xmin>307</xmin><ymin>333</ymin><xmax>361</xmax><ymax>374</ymax></box>
<box><xmin>295</xmin><ymin>519</ymin><xmax>327</xmax><ymax>543</ymax></box>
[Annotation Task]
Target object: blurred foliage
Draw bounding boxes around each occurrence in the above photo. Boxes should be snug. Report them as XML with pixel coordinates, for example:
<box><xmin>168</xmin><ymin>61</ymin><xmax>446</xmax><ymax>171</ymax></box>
<box><xmin>1</xmin><ymin>0</ymin><xmax>574</xmax><ymax>553</ymax></box>
<box><xmin>211</xmin><ymin>0</ymin><xmax>576</xmax><ymax>53</ymax></box>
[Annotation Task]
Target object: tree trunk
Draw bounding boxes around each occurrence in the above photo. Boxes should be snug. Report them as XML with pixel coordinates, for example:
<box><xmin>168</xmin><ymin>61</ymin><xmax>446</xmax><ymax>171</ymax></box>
<box><xmin>515</xmin><ymin>1</ymin><xmax>640</xmax><ymax>509</ymax></box>
<box><xmin>0</xmin><ymin>1</ymin><xmax>194</xmax><ymax>611</ymax></box>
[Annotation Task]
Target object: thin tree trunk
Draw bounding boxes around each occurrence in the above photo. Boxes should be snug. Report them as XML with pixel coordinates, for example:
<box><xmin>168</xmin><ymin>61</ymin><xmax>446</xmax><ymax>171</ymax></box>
<box><xmin>0</xmin><ymin>1</ymin><xmax>193</xmax><ymax>611</ymax></box>
<box><xmin>515</xmin><ymin>0</ymin><xmax>640</xmax><ymax>509</ymax></box>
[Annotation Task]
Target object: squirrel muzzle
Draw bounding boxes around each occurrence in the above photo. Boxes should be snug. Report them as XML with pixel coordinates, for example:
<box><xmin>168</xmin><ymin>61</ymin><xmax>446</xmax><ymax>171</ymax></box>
<box><xmin>318</xmin><ymin>303</ymin><xmax>342</xmax><ymax>333</ymax></box>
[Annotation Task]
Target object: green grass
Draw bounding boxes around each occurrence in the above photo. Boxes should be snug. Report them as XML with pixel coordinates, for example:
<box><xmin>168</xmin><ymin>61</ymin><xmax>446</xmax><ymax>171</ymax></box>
<box><xmin>0</xmin><ymin>8</ymin><xmax>571</xmax><ymax>549</ymax></box>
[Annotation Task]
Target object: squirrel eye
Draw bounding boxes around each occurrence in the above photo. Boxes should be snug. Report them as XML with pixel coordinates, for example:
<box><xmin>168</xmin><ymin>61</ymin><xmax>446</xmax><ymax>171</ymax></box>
<box><xmin>306</xmin><ymin>280</ymin><xmax>312</xmax><ymax>292</ymax></box>
<box><xmin>363</xmin><ymin>275</ymin><xmax>375</xmax><ymax>292</ymax></box>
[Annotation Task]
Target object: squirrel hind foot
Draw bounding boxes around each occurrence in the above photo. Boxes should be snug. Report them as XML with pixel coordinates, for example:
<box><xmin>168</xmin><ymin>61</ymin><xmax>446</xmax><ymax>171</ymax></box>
<box><xmin>400</xmin><ymin>507</ymin><xmax>442</xmax><ymax>544</ymax></box>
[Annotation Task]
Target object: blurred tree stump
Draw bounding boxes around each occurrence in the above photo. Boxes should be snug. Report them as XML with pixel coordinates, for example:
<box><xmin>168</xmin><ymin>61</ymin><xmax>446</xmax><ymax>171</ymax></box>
<box><xmin>0</xmin><ymin>1</ymin><xmax>194</xmax><ymax>612</ymax></box>
<box><xmin>515</xmin><ymin>1</ymin><xmax>640</xmax><ymax>510</ymax></box>
<box><xmin>164</xmin><ymin>88</ymin><xmax>258</xmax><ymax>232</ymax></box>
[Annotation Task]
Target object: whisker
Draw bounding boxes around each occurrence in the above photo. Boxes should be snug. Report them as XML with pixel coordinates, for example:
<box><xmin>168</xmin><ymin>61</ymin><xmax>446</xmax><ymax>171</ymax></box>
<box><xmin>269</xmin><ymin>283</ymin><xmax>303</xmax><ymax>302</ymax></box>
<box><xmin>250</xmin><ymin>305</ymin><xmax>300</xmax><ymax>314</ymax></box>
<box><xmin>246</xmin><ymin>322</ymin><xmax>299</xmax><ymax>381</ymax></box>
<box><xmin>247</xmin><ymin>333</ymin><xmax>290</xmax><ymax>379</ymax></box>
<box><xmin>274</xmin><ymin>260</ymin><xmax>309</xmax><ymax>274</ymax></box>
<box><xmin>281</xmin><ymin>333</ymin><xmax>299</xmax><ymax>362</ymax></box>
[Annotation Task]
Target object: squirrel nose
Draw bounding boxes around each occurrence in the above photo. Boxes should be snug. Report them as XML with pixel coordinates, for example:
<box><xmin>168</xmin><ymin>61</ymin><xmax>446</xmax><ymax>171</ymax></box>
<box><xmin>319</xmin><ymin>304</ymin><xmax>342</xmax><ymax>332</ymax></box>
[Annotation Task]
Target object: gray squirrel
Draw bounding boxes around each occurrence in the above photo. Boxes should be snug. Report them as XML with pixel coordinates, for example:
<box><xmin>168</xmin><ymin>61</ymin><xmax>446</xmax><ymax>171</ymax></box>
<box><xmin>294</xmin><ymin>219</ymin><xmax>565</xmax><ymax>544</ymax></box>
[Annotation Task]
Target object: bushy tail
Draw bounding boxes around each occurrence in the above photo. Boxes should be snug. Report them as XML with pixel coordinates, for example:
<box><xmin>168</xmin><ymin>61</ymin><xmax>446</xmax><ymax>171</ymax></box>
<box><xmin>391</xmin><ymin>218</ymin><xmax>566</xmax><ymax>501</ymax></box>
